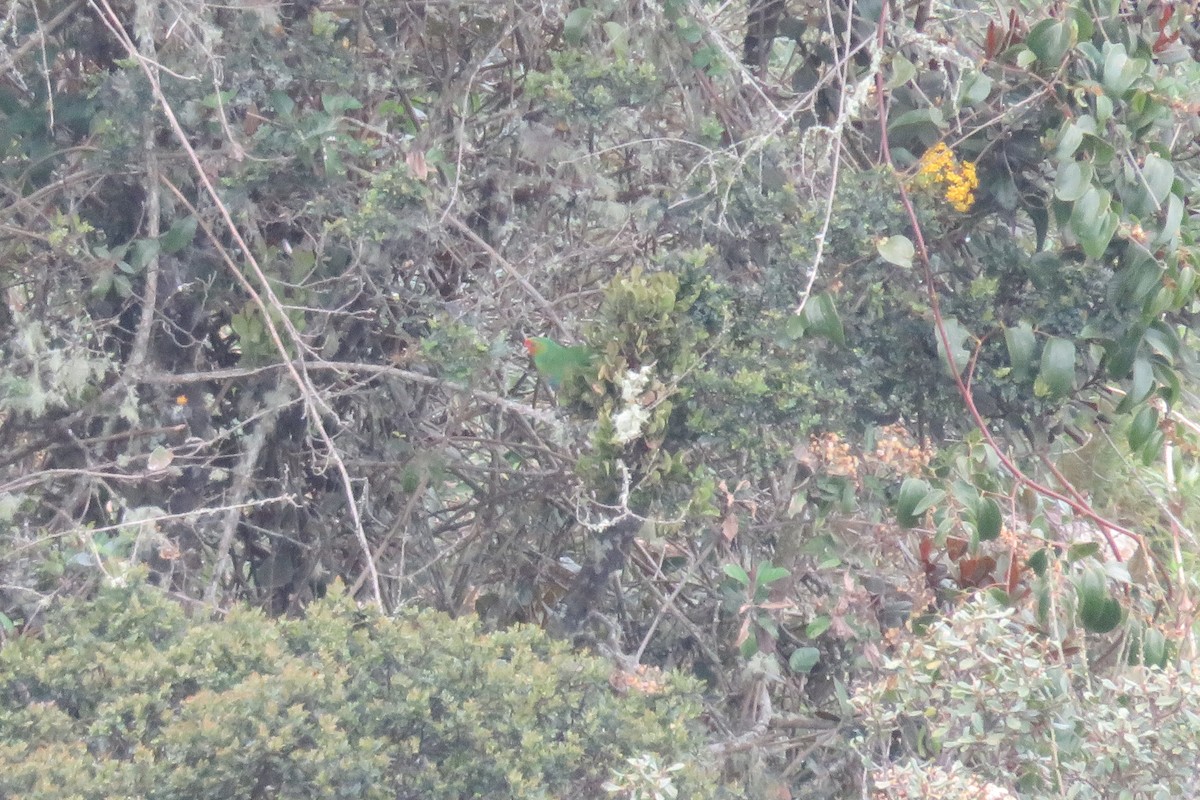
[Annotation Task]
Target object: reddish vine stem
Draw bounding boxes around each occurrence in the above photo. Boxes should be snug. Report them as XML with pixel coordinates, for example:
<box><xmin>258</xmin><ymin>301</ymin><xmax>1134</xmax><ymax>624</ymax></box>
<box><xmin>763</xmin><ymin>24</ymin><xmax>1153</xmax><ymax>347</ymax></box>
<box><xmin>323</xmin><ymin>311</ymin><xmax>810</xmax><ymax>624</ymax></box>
<box><xmin>871</xmin><ymin>7</ymin><xmax>1138</xmax><ymax>562</ymax></box>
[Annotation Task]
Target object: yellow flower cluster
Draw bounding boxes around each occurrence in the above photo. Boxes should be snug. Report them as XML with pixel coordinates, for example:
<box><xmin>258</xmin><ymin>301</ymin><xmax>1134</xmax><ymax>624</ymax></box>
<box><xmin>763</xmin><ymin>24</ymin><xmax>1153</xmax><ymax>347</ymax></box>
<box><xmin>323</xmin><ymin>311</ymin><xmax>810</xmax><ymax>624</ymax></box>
<box><xmin>916</xmin><ymin>142</ymin><xmax>978</xmax><ymax>212</ymax></box>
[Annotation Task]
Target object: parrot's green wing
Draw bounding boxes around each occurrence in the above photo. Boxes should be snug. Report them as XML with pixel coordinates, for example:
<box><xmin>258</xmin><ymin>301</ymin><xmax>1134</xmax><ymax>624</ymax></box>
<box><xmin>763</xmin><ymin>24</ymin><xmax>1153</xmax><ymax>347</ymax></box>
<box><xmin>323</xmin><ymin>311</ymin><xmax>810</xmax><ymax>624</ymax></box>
<box><xmin>524</xmin><ymin>336</ymin><xmax>594</xmax><ymax>389</ymax></box>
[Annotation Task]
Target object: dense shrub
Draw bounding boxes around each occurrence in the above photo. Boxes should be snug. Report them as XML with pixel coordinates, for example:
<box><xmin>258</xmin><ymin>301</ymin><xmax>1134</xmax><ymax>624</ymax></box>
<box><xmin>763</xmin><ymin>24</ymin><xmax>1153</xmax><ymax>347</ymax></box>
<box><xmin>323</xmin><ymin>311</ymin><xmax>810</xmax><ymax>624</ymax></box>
<box><xmin>0</xmin><ymin>580</ymin><xmax>713</xmax><ymax>799</ymax></box>
<box><xmin>854</xmin><ymin>601</ymin><xmax>1200</xmax><ymax>799</ymax></box>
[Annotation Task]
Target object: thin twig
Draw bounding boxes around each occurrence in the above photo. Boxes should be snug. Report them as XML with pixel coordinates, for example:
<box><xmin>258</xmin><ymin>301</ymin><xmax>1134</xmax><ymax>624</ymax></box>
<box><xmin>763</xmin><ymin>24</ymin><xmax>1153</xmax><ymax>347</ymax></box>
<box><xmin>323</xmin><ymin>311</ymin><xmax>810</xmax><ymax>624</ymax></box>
<box><xmin>88</xmin><ymin>0</ymin><xmax>385</xmax><ymax>609</ymax></box>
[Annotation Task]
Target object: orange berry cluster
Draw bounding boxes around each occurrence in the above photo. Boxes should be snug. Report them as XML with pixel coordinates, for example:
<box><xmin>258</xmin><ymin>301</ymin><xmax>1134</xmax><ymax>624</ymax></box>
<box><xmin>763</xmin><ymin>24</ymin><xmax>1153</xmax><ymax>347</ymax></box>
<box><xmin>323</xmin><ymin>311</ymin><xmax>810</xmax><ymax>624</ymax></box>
<box><xmin>872</xmin><ymin>424</ymin><xmax>931</xmax><ymax>475</ymax></box>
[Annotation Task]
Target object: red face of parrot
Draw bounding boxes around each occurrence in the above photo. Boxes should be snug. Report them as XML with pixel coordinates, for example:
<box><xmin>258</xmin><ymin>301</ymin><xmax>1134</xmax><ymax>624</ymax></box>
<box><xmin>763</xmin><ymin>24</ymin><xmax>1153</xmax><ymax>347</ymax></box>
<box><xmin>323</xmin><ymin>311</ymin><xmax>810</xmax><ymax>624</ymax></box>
<box><xmin>523</xmin><ymin>338</ymin><xmax>542</xmax><ymax>356</ymax></box>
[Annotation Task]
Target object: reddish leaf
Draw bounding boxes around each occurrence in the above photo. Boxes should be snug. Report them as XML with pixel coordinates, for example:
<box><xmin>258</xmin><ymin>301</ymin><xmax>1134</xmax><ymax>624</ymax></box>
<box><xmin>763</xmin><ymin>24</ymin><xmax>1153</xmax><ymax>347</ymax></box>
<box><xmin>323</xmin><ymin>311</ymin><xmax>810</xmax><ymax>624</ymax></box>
<box><xmin>958</xmin><ymin>556</ymin><xmax>997</xmax><ymax>588</ymax></box>
<box><xmin>985</xmin><ymin>21</ymin><xmax>1000</xmax><ymax>59</ymax></box>
<box><xmin>1153</xmin><ymin>29</ymin><xmax>1181</xmax><ymax>53</ymax></box>
<box><xmin>1005</xmin><ymin>553</ymin><xmax>1022</xmax><ymax>595</ymax></box>
<box><xmin>946</xmin><ymin>536</ymin><xmax>969</xmax><ymax>560</ymax></box>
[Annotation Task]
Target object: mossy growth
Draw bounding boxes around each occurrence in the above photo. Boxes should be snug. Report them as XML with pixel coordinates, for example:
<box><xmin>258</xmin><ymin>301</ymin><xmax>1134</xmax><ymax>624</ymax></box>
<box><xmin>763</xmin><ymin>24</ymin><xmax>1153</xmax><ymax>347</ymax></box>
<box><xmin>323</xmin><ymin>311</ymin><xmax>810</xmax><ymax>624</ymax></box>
<box><xmin>0</xmin><ymin>578</ymin><xmax>714</xmax><ymax>799</ymax></box>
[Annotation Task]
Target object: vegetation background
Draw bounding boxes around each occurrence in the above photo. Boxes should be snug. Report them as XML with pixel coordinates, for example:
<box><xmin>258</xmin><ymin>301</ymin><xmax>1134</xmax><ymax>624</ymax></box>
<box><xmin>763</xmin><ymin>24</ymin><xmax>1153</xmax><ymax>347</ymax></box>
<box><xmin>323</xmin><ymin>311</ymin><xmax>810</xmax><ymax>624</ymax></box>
<box><xmin>2</xmin><ymin>0</ymin><xmax>1200</xmax><ymax>797</ymax></box>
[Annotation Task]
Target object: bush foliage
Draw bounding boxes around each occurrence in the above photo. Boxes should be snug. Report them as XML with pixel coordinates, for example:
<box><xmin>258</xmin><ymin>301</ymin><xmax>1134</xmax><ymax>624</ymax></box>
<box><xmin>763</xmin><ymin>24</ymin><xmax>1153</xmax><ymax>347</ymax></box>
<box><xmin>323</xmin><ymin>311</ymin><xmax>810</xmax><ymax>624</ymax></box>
<box><xmin>3</xmin><ymin>0</ymin><xmax>1200</xmax><ymax>796</ymax></box>
<box><xmin>0</xmin><ymin>578</ymin><xmax>712</xmax><ymax>799</ymax></box>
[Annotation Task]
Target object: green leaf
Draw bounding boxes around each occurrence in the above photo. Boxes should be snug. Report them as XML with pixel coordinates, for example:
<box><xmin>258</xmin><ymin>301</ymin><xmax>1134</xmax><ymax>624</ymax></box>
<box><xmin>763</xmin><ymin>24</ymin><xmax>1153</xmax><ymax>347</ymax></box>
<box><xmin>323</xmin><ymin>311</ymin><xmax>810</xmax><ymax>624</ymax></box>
<box><xmin>603</xmin><ymin>22</ymin><xmax>628</xmax><ymax>58</ymax></box>
<box><xmin>1070</xmin><ymin>185</ymin><xmax>1112</xmax><ymax>238</ymax></box>
<box><xmin>1139</xmin><ymin>429</ymin><xmax>1164</xmax><ymax>465</ymax></box>
<box><xmin>1027</xmin><ymin>549</ymin><xmax>1049</xmax><ymax>577</ymax></box>
<box><xmin>1067</xmin><ymin>541</ymin><xmax>1100</xmax><ymax>562</ymax></box>
<box><xmin>1156</xmin><ymin>193</ymin><xmax>1183</xmax><ymax>246</ymax></box>
<box><xmin>159</xmin><ymin>216</ymin><xmax>197</xmax><ymax>255</ymax></box>
<box><xmin>896</xmin><ymin>478</ymin><xmax>931</xmax><ymax>528</ymax></box>
<box><xmin>563</xmin><ymin>7</ymin><xmax>596</xmax><ymax>44</ymax></box>
<box><xmin>1038</xmin><ymin>337</ymin><xmax>1076</xmax><ymax>398</ymax></box>
<box><xmin>888</xmin><ymin>107</ymin><xmax>945</xmax><ymax>138</ymax></box>
<box><xmin>1080</xmin><ymin>594</ymin><xmax>1123</xmax><ymax>633</ymax></box>
<box><xmin>789</xmin><ymin>646</ymin><xmax>821</xmax><ymax>674</ymax></box>
<box><xmin>877</xmin><ymin>235</ymin><xmax>914</xmax><ymax>268</ymax></box>
<box><xmin>723</xmin><ymin>563</ymin><xmax>750</xmax><ymax>586</ymax></box>
<box><xmin>1127</xmin><ymin>405</ymin><xmax>1158</xmax><ymax>452</ymax></box>
<box><xmin>975</xmin><ymin>498</ymin><xmax>1002</xmax><ymax>541</ymax></box>
<box><xmin>128</xmin><ymin>237</ymin><xmax>160</xmax><ymax>272</ymax></box>
<box><xmin>757</xmin><ymin>565</ymin><xmax>790</xmax><ymax>586</ymax></box>
<box><xmin>320</xmin><ymin>93</ymin><xmax>362</xmax><ymax>115</ymax></box>
<box><xmin>1004</xmin><ymin>321</ymin><xmax>1036</xmax><ymax>380</ymax></box>
<box><xmin>1056</xmin><ymin>121</ymin><xmax>1084</xmax><ymax>160</ymax></box>
<box><xmin>1141</xmin><ymin>627</ymin><xmax>1167</xmax><ymax>667</ymax></box>
<box><xmin>802</xmin><ymin>294</ymin><xmax>845</xmax><ymax>345</ymax></box>
<box><xmin>887</xmin><ymin>54</ymin><xmax>916</xmax><ymax>89</ymax></box>
<box><xmin>1027</xmin><ymin>19</ymin><xmax>1074</xmax><ymax>67</ymax></box>
<box><xmin>1141</xmin><ymin>155</ymin><xmax>1174</xmax><ymax>204</ymax></box>
<box><xmin>935</xmin><ymin>317</ymin><xmax>970</xmax><ymax>376</ymax></box>
<box><xmin>959</xmin><ymin>71</ymin><xmax>992</xmax><ymax>106</ymax></box>
<box><xmin>1101</xmin><ymin>44</ymin><xmax>1146</xmax><ymax>95</ymax></box>
<box><xmin>806</xmin><ymin>615</ymin><xmax>832</xmax><ymax>638</ymax></box>
<box><xmin>1054</xmin><ymin>161</ymin><xmax>1093</xmax><ymax>202</ymax></box>
<box><xmin>1129</xmin><ymin>356</ymin><xmax>1154</xmax><ymax>405</ymax></box>
<box><xmin>147</xmin><ymin>446</ymin><xmax>174</xmax><ymax>471</ymax></box>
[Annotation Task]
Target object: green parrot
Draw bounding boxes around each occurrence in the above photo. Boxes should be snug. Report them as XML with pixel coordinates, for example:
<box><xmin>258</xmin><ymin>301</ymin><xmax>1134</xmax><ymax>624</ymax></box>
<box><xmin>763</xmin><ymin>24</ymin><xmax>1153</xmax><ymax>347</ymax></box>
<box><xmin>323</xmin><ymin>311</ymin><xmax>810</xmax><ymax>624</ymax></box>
<box><xmin>523</xmin><ymin>336</ymin><xmax>593</xmax><ymax>389</ymax></box>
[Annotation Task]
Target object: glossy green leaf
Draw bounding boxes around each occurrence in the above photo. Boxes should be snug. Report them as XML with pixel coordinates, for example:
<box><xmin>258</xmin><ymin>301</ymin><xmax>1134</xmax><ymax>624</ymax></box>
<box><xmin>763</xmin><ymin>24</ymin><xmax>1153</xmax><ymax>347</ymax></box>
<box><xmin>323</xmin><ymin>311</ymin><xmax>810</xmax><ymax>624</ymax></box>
<box><xmin>1038</xmin><ymin>337</ymin><xmax>1075</xmax><ymax>398</ymax></box>
<box><xmin>1054</xmin><ymin>161</ymin><xmax>1093</xmax><ymax>202</ymax></box>
<box><xmin>1128</xmin><ymin>405</ymin><xmax>1159</xmax><ymax>452</ymax></box>
<box><xmin>888</xmin><ymin>107</ymin><xmax>945</xmax><ymax>137</ymax></box>
<box><xmin>1141</xmin><ymin>627</ymin><xmax>1168</xmax><ymax>668</ymax></box>
<box><xmin>1078</xmin><ymin>210</ymin><xmax>1119</xmax><ymax>259</ymax></box>
<box><xmin>1080</xmin><ymin>593</ymin><xmax>1123</xmax><ymax>633</ymax></box>
<box><xmin>1139</xmin><ymin>429</ymin><xmax>1164</xmax><ymax>465</ymax></box>
<box><xmin>1129</xmin><ymin>356</ymin><xmax>1154</xmax><ymax>405</ymax></box>
<box><xmin>1156</xmin><ymin>193</ymin><xmax>1183</xmax><ymax>246</ymax></box>
<box><xmin>1141</xmin><ymin>155</ymin><xmax>1174</xmax><ymax>204</ymax></box>
<box><xmin>1056</xmin><ymin>121</ymin><xmax>1084</xmax><ymax>159</ymax></box>
<box><xmin>1070</xmin><ymin>185</ymin><xmax>1110</xmax><ymax>235</ymax></box>
<box><xmin>897</xmin><ymin>479</ymin><xmax>940</xmax><ymax>527</ymax></box>
<box><xmin>1027</xmin><ymin>19</ymin><xmax>1074</xmax><ymax>67</ymax></box>
<box><xmin>975</xmin><ymin>497</ymin><xmax>1002</xmax><ymax>541</ymax></box>
<box><xmin>803</xmin><ymin>294</ymin><xmax>845</xmax><ymax>345</ymax></box>
<box><xmin>1101</xmin><ymin>44</ymin><xmax>1146</xmax><ymax>95</ymax></box>
<box><xmin>896</xmin><ymin>478</ymin><xmax>931</xmax><ymax>528</ymax></box>
<box><xmin>1027</xmin><ymin>549</ymin><xmax>1049</xmax><ymax>577</ymax></box>
<box><xmin>1004</xmin><ymin>321</ymin><xmax>1036</xmax><ymax>380</ymax></box>
<box><xmin>877</xmin><ymin>235</ymin><xmax>914</xmax><ymax>268</ymax></box>
<box><xmin>128</xmin><ymin>237</ymin><xmax>160</xmax><ymax>272</ymax></box>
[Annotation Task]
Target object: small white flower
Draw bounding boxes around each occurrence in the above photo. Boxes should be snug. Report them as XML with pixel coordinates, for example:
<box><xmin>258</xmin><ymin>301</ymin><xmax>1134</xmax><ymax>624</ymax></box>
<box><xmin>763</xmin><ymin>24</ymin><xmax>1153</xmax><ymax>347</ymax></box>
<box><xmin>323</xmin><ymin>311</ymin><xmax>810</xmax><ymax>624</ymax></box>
<box><xmin>619</xmin><ymin>365</ymin><xmax>654</xmax><ymax>403</ymax></box>
<box><xmin>613</xmin><ymin>405</ymin><xmax>650</xmax><ymax>445</ymax></box>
